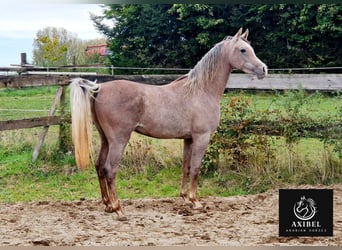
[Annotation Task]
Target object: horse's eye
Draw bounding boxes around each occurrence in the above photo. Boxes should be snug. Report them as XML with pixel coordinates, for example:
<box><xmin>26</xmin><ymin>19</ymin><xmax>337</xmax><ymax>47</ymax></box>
<box><xmin>240</xmin><ymin>49</ymin><xmax>246</xmax><ymax>53</ymax></box>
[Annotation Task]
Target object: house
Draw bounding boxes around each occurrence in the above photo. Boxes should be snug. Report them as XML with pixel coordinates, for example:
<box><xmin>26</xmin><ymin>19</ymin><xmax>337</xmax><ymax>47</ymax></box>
<box><xmin>85</xmin><ymin>44</ymin><xmax>110</xmax><ymax>57</ymax></box>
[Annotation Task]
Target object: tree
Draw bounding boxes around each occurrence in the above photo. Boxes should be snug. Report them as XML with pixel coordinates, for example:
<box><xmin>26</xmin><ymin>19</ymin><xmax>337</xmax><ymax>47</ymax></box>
<box><xmin>168</xmin><ymin>4</ymin><xmax>234</xmax><ymax>66</ymax></box>
<box><xmin>92</xmin><ymin>5</ymin><xmax>178</xmax><ymax>70</ymax></box>
<box><xmin>33</xmin><ymin>27</ymin><xmax>77</xmax><ymax>66</ymax></box>
<box><xmin>92</xmin><ymin>4</ymin><xmax>342</xmax><ymax>70</ymax></box>
<box><xmin>92</xmin><ymin>4</ymin><xmax>244</xmax><ymax>70</ymax></box>
<box><xmin>32</xmin><ymin>27</ymin><xmax>107</xmax><ymax>67</ymax></box>
<box><xmin>246</xmin><ymin>4</ymin><xmax>342</xmax><ymax>68</ymax></box>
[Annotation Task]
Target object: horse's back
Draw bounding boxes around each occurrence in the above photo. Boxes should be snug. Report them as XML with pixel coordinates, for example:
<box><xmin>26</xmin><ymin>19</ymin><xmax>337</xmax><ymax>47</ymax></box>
<box><xmin>93</xmin><ymin>80</ymin><xmax>147</xmax><ymax>131</ymax></box>
<box><xmin>93</xmin><ymin>79</ymin><xmax>190</xmax><ymax>138</ymax></box>
<box><xmin>93</xmin><ymin>78</ymin><xmax>218</xmax><ymax>139</ymax></box>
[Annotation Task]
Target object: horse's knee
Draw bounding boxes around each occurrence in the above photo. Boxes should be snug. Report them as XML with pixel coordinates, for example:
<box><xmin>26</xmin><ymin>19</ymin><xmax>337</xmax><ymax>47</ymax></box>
<box><xmin>190</xmin><ymin>166</ymin><xmax>200</xmax><ymax>178</ymax></box>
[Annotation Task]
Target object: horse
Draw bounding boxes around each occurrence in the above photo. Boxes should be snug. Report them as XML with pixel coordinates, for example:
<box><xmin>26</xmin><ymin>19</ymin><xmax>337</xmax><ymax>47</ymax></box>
<box><xmin>70</xmin><ymin>28</ymin><xmax>267</xmax><ymax>220</ymax></box>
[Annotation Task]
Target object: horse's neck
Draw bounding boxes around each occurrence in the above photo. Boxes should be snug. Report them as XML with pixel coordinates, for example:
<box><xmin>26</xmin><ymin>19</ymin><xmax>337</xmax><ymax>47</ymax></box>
<box><xmin>205</xmin><ymin>59</ymin><xmax>232</xmax><ymax>100</ymax></box>
<box><xmin>170</xmin><ymin>51</ymin><xmax>232</xmax><ymax>100</ymax></box>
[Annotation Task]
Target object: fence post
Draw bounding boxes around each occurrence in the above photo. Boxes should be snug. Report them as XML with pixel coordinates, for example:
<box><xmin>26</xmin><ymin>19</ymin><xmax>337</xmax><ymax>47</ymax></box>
<box><xmin>20</xmin><ymin>53</ymin><xmax>27</xmax><ymax>66</ymax></box>
<box><xmin>32</xmin><ymin>86</ymin><xmax>64</xmax><ymax>161</ymax></box>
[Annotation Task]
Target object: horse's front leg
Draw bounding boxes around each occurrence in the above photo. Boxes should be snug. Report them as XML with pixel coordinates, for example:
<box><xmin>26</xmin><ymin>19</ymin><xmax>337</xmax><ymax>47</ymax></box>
<box><xmin>180</xmin><ymin>138</ymin><xmax>192</xmax><ymax>199</ymax></box>
<box><xmin>189</xmin><ymin>133</ymin><xmax>211</xmax><ymax>210</ymax></box>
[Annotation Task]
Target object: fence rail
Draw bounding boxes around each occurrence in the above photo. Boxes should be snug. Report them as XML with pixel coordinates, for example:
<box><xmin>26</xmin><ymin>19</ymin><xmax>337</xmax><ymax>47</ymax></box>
<box><xmin>1</xmin><ymin>73</ymin><xmax>341</xmax><ymax>91</ymax></box>
<box><xmin>0</xmin><ymin>116</ymin><xmax>70</xmax><ymax>131</ymax></box>
<box><xmin>1</xmin><ymin>73</ymin><xmax>342</xmax><ymax>132</ymax></box>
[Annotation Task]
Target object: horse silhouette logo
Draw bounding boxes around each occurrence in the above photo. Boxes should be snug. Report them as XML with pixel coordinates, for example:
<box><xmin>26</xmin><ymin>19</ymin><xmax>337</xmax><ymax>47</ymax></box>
<box><xmin>279</xmin><ymin>189</ymin><xmax>333</xmax><ymax>236</ymax></box>
<box><xmin>293</xmin><ymin>196</ymin><xmax>317</xmax><ymax>221</ymax></box>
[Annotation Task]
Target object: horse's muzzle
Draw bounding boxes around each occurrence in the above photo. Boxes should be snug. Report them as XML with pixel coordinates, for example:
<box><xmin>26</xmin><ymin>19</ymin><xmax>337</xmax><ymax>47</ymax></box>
<box><xmin>257</xmin><ymin>65</ymin><xmax>268</xmax><ymax>79</ymax></box>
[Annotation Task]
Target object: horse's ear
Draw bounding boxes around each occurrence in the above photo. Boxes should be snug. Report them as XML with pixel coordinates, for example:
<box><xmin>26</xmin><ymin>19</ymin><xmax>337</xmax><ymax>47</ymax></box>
<box><xmin>232</xmin><ymin>28</ymin><xmax>243</xmax><ymax>42</ymax></box>
<box><xmin>242</xmin><ymin>29</ymin><xmax>249</xmax><ymax>40</ymax></box>
<box><xmin>236</xmin><ymin>28</ymin><xmax>243</xmax><ymax>37</ymax></box>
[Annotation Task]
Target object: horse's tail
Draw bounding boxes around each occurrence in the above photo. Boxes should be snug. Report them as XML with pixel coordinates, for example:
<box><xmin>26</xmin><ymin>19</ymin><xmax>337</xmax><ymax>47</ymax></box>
<box><xmin>69</xmin><ymin>78</ymin><xmax>101</xmax><ymax>170</ymax></box>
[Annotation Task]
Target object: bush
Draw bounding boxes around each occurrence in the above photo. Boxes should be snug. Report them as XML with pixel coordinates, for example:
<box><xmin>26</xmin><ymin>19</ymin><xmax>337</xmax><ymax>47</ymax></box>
<box><xmin>203</xmin><ymin>95</ymin><xmax>274</xmax><ymax>174</ymax></box>
<box><xmin>203</xmin><ymin>90</ymin><xmax>342</xmax><ymax>192</ymax></box>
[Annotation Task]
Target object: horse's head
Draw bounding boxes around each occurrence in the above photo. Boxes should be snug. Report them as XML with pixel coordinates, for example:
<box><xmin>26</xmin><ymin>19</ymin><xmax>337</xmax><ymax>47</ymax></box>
<box><xmin>294</xmin><ymin>196</ymin><xmax>317</xmax><ymax>220</ymax></box>
<box><xmin>226</xmin><ymin>28</ymin><xmax>268</xmax><ymax>80</ymax></box>
<box><xmin>297</xmin><ymin>197</ymin><xmax>308</xmax><ymax>210</ymax></box>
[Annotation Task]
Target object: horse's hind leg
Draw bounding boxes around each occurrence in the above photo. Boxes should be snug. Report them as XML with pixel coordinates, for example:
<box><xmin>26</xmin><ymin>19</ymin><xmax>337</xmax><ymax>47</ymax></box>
<box><xmin>103</xmin><ymin>133</ymin><xmax>131</xmax><ymax>220</ymax></box>
<box><xmin>95</xmin><ymin>139</ymin><xmax>110</xmax><ymax>208</ymax></box>
<box><xmin>92</xmin><ymin>98</ymin><xmax>111</xmax><ymax>209</ymax></box>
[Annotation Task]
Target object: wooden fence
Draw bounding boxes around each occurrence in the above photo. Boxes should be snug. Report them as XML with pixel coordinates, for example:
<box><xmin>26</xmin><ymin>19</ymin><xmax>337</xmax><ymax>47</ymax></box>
<box><xmin>1</xmin><ymin>73</ymin><xmax>341</xmax><ymax>90</ymax></box>
<box><xmin>0</xmin><ymin>73</ymin><xmax>341</xmax><ymax>160</ymax></box>
<box><xmin>1</xmin><ymin>73</ymin><xmax>341</xmax><ymax>130</ymax></box>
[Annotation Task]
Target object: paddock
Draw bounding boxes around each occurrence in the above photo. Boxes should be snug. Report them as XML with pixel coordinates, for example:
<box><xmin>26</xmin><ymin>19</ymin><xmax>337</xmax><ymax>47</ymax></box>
<box><xmin>0</xmin><ymin>185</ymin><xmax>341</xmax><ymax>246</ymax></box>
<box><xmin>1</xmin><ymin>71</ymin><xmax>342</xmax><ymax>246</ymax></box>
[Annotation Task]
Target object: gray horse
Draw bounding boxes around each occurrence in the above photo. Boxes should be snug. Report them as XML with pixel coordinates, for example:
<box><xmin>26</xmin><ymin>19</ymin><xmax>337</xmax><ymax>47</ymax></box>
<box><xmin>70</xmin><ymin>28</ymin><xmax>267</xmax><ymax>220</ymax></box>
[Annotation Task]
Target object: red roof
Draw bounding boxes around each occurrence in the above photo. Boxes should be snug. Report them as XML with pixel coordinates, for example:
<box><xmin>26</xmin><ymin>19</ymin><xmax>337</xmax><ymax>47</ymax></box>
<box><xmin>85</xmin><ymin>44</ymin><xmax>108</xmax><ymax>56</ymax></box>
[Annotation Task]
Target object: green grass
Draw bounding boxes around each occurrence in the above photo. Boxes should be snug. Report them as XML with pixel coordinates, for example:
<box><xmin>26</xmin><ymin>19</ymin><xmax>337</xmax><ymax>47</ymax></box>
<box><xmin>1</xmin><ymin>133</ymin><xmax>340</xmax><ymax>203</ymax></box>
<box><xmin>1</xmin><ymin>87</ymin><xmax>342</xmax><ymax>203</ymax></box>
<box><xmin>0</xmin><ymin>86</ymin><xmax>60</xmax><ymax>120</ymax></box>
<box><xmin>0</xmin><ymin>86</ymin><xmax>58</xmax><ymax>97</ymax></box>
<box><xmin>0</xmin><ymin>142</ymin><xmax>250</xmax><ymax>203</ymax></box>
<box><xmin>0</xmin><ymin>143</ymin><xmax>95</xmax><ymax>202</ymax></box>
<box><xmin>223</xmin><ymin>90</ymin><xmax>342</xmax><ymax>118</ymax></box>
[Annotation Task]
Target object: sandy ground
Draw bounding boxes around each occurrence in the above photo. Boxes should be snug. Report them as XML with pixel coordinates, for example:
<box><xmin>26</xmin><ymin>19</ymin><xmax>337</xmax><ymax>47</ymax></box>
<box><xmin>0</xmin><ymin>185</ymin><xmax>341</xmax><ymax>246</ymax></box>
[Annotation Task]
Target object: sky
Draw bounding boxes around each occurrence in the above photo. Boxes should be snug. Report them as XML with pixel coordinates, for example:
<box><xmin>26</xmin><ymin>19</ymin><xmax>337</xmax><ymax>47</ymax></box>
<box><xmin>0</xmin><ymin>3</ymin><xmax>106</xmax><ymax>66</ymax></box>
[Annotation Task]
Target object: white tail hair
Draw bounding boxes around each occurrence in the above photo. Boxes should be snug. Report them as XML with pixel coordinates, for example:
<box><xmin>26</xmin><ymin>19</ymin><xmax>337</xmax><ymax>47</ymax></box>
<box><xmin>69</xmin><ymin>78</ymin><xmax>100</xmax><ymax>170</ymax></box>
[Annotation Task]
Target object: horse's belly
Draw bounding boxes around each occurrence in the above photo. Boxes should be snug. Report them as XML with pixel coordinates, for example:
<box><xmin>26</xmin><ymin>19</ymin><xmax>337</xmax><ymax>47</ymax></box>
<box><xmin>134</xmin><ymin>121</ymin><xmax>192</xmax><ymax>139</ymax></box>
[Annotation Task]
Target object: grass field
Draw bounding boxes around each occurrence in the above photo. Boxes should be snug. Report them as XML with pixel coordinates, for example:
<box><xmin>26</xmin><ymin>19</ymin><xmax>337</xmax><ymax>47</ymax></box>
<box><xmin>0</xmin><ymin>86</ymin><xmax>342</xmax><ymax>203</ymax></box>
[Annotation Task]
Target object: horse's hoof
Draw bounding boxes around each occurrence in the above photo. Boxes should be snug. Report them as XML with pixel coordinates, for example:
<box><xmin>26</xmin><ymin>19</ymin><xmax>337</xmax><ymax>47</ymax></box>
<box><xmin>117</xmin><ymin>215</ymin><xmax>128</xmax><ymax>221</ymax></box>
<box><xmin>180</xmin><ymin>192</ymin><xmax>187</xmax><ymax>200</ymax></box>
<box><xmin>192</xmin><ymin>201</ymin><xmax>203</xmax><ymax>210</ymax></box>
<box><xmin>105</xmin><ymin>206</ymin><xmax>115</xmax><ymax>213</ymax></box>
<box><xmin>115</xmin><ymin>209</ymin><xmax>127</xmax><ymax>221</ymax></box>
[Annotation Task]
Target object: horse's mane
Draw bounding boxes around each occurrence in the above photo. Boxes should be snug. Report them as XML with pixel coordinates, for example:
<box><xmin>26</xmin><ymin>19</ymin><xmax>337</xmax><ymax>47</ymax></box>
<box><xmin>185</xmin><ymin>37</ymin><xmax>231</xmax><ymax>92</ymax></box>
<box><xmin>306</xmin><ymin>198</ymin><xmax>316</xmax><ymax>207</ymax></box>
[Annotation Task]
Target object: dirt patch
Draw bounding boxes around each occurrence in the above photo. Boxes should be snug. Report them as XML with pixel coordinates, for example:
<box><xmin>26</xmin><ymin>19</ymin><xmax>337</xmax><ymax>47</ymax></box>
<box><xmin>1</xmin><ymin>185</ymin><xmax>341</xmax><ymax>246</ymax></box>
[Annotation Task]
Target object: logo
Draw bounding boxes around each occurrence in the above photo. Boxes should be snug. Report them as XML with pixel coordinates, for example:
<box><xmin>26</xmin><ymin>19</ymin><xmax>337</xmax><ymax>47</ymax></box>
<box><xmin>293</xmin><ymin>196</ymin><xmax>317</xmax><ymax>221</ymax></box>
<box><xmin>279</xmin><ymin>189</ymin><xmax>333</xmax><ymax>237</ymax></box>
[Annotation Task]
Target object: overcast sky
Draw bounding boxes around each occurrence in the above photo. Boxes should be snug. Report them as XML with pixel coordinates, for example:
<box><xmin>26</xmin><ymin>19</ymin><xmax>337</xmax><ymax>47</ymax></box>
<box><xmin>0</xmin><ymin>3</ymin><xmax>106</xmax><ymax>66</ymax></box>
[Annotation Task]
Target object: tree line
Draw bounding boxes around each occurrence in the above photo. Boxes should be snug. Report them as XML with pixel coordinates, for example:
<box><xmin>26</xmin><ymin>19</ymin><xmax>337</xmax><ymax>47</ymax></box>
<box><xmin>32</xmin><ymin>27</ymin><xmax>107</xmax><ymax>67</ymax></box>
<box><xmin>91</xmin><ymin>4</ymin><xmax>341</xmax><ymax>71</ymax></box>
<box><xmin>32</xmin><ymin>5</ymin><xmax>341</xmax><ymax>71</ymax></box>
